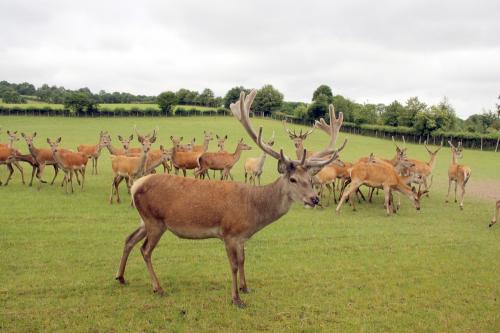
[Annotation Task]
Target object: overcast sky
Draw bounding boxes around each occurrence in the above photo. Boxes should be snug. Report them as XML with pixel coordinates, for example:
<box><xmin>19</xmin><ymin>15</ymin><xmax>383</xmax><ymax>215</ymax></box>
<box><xmin>1</xmin><ymin>0</ymin><xmax>498</xmax><ymax>118</ymax></box>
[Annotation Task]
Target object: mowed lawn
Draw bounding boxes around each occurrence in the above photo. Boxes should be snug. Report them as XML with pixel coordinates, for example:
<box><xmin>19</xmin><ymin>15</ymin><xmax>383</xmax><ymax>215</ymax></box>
<box><xmin>0</xmin><ymin>115</ymin><xmax>499</xmax><ymax>332</ymax></box>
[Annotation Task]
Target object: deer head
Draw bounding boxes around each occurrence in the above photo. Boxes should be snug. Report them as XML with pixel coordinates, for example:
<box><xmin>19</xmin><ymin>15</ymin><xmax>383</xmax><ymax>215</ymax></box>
<box><xmin>118</xmin><ymin>134</ymin><xmax>134</xmax><ymax>151</ymax></box>
<box><xmin>230</xmin><ymin>90</ymin><xmax>346</xmax><ymax>207</ymax></box>
<box><xmin>203</xmin><ymin>131</ymin><xmax>214</xmax><ymax>142</ymax></box>
<box><xmin>424</xmin><ymin>140</ymin><xmax>443</xmax><ymax>157</ymax></box>
<box><xmin>46</xmin><ymin>137</ymin><xmax>63</xmax><ymax>153</ymax></box>
<box><xmin>137</xmin><ymin>128</ymin><xmax>157</xmax><ymax>154</ymax></box>
<box><xmin>282</xmin><ymin>120</ymin><xmax>314</xmax><ymax>149</ymax></box>
<box><xmin>236</xmin><ymin>138</ymin><xmax>252</xmax><ymax>152</ymax></box>
<box><xmin>448</xmin><ymin>140</ymin><xmax>463</xmax><ymax>159</ymax></box>
<box><xmin>21</xmin><ymin>132</ymin><xmax>37</xmax><ymax>149</ymax></box>
<box><xmin>216</xmin><ymin>134</ymin><xmax>228</xmax><ymax>151</ymax></box>
<box><xmin>391</xmin><ymin>136</ymin><xmax>407</xmax><ymax>159</ymax></box>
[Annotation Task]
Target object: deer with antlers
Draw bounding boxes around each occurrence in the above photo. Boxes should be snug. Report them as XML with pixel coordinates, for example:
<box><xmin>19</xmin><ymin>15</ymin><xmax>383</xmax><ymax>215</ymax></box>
<box><xmin>282</xmin><ymin>121</ymin><xmax>315</xmax><ymax>159</ymax></box>
<box><xmin>337</xmin><ymin>154</ymin><xmax>425</xmax><ymax>215</ymax></box>
<box><xmin>196</xmin><ymin>139</ymin><xmax>252</xmax><ymax>180</ymax></box>
<box><xmin>47</xmin><ymin>138</ymin><xmax>88</xmax><ymax>193</ymax></box>
<box><xmin>109</xmin><ymin>129</ymin><xmax>156</xmax><ymax>203</ymax></box>
<box><xmin>445</xmin><ymin>141</ymin><xmax>471</xmax><ymax>209</ymax></box>
<box><xmin>77</xmin><ymin>131</ymin><xmax>109</xmax><ymax>175</ymax></box>
<box><xmin>406</xmin><ymin>141</ymin><xmax>443</xmax><ymax>195</ymax></box>
<box><xmin>21</xmin><ymin>132</ymin><xmax>60</xmax><ymax>188</ymax></box>
<box><xmin>244</xmin><ymin>132</ymin><xmax>275</xmax><ymax>185</ymax></box>
<box><xmin>115</xmin><ymin>90</ymin><xmax>346</xmax><ymax>307</ymax></box>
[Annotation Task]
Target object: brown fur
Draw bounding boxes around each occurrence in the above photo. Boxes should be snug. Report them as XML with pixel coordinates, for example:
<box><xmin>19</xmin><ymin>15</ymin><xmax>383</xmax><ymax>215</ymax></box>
<box><xmin>77</xmin><ymin>131</ymin><xmax>108</xmax><ymax>175</ymax></box>
<box><xmin>22</xmin><ymin>132</ymin><xmax>60</xmax><ymax>187</ymax></box>
<box><xmin>445</xmin><ymin>141</ymin><xmax>471</xmax><ymax>209</ymax></box>
<box><xmin>196</xmin><ymin>139</ymin><xmax>251</xmax><ymax>180</ymax></box>
<box><xmin>489</xmin><ymin>200</ymin><xmax>500</xmax><ymax>227</ymax></box>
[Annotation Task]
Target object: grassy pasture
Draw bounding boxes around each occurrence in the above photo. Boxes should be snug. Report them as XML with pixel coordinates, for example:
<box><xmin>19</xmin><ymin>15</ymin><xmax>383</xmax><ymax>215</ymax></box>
<box><xmin>0</xmin><ymin>115</ymin><xmax>499</xmax><ymax>332</ymax></box>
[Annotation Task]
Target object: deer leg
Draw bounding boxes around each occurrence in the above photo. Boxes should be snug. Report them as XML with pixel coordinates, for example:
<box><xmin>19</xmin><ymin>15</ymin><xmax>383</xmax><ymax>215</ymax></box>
<box><xmin>4</xmin><ymin>163</ymin><xmax>14</xmax><ymax>186</ymax></box>
<box><xmin>244</xmin><ymin>172</ymin><xmax>248</xmax><ymax>183</ymax></box>
<box><xmin>489</xmin><ymin>200</ymin><xmax>500</xmax><ymax>227</ymax></box>
<box><xmin>13</xmin><ymin>161</ymin><xmax>25</xmax><ymax>184</ymax></box>
<box><xmin>140</xmin><ymin>226</ymin><xmax>166</xmax><ymax>295</ymax></box>
<box><xmin>459</xmin><ymin>183</ymin><xmax>466</xmax><ymax>210</ymax></box>
<box><xmin>80</xmin><ymin>167</ymin><xmax>85</xmax><ymax>189</ymax></box>
<box><xmin>50</xmin><ymin>164</ymin><xmax>59</xmax><ymax>185</ymax></box>
<box><xmin>384</xmin><ymin>186</ymin><xmax>392</xmax><ymax>215</ymax></box>
<box><xmin>69</xmin><ymin>170</ymin><xmax>75</xmax><ymax>193</ymax></box>
<box><xmin>445</xmin><ymin>179</ymin><xmax>452</xmax><ymax>203</ymax></box>
<box><xmin>116</xmin><ymin>222</ymin><xmax>147</xmax><ymax>284</ymax></box>
<box><xmin>94</xmin><ymin>157</ymin><xmax>98</xmax><ymax>175</ymax></box>
<box><xmin>224</xmin><ymin>238</ymin><xmax>244</xmax><ymax>307</ymax></box>
<box><xmin>74</xmin><ymin>168</ymin><xmax>81</xmax><ymax>186</ymax></box>
<box><xmin>257</xmin><ymin>175</ymin><xmax>261</xmax><ymax>186</ymax></box>
<box><xmin>29</xmin><ymin>165</ymin><xmax>37</xmax><ymax>186</ymax></box>
<box><xmin>36</xmin><ymin>163</ymin><xmax>48</xmax><ymax>188</ymax></box>
<box><xmin>454</xmin><ymin>181</ymin><xmax>458</xmax><ymax>203</ymax></box>
<box><xmin>182</xmin><ymin>168</ymin><xmax>186</xmax><ymax>177</ymax></box>
<box><xmin>236</xmin><ymin>242</ymin><xmax>249</xmax><ymax>293</ymax></box>
<box><xmin>368</xmin><ymin>187</ymin><xmax>374</xmax><ymax>203</ymax></box>
<box><xmin>337</xmin><ymin>182</ymin><xmax>360</xmax><ymax>213</ymax></box>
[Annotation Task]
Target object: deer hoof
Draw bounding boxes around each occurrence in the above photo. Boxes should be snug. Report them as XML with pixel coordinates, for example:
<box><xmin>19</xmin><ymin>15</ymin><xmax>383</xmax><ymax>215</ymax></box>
<box><xmin>239</xmin><ymin>287</ymin><xmax>250</xmax><ymax>294</ymax></box>
<box><xmin>153</xmin><ymin>288</ymin><xmax>165</xmax><ymax>296</ymax></box>
<box><xmin>232</xmin><ymin>299</ymin><xmax>246</xmax><ymax>308</ymax></box>
<box><xmin>115</xmin><ymin>276</ymin><xmax>126</xmax><ymax>284</ymax></box>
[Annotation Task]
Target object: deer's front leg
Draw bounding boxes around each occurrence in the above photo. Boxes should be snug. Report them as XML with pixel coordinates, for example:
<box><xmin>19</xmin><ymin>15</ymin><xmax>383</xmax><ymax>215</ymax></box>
<box><xmin>224</xmin><ymin>238</ymin><xmax>244</xmax><ymax>307</ymax></box>
<box><xmin>236</xmin><ymin>242</ymin><xmax>248</xmax><ymax>293</ymax></box>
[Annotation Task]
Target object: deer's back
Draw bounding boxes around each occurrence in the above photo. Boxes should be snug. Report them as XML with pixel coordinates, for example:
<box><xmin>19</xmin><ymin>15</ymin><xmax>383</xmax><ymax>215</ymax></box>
<box><xmin>199</xmin><ymin>152</ymin><xmax>234</xmax><ymax>169</ymax></box>
<box><xmin>351</xmin><ymin>162</ymin><xmax>398</xmax><ymax>187</ymax></box>
<box><xmin>77</xmin><ymin>144</ymin><xmax>97</xmax><ymax>156</ymax></box>
<box><xmin>133</xmin><ymin>174</ymin><xmax>250</xmax><ymax>239</ymax></box>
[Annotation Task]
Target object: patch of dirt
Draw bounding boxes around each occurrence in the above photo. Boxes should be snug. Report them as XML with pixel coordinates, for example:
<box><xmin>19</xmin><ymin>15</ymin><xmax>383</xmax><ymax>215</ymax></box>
<box><xmin>462</xmin><ymin>180</ymin><xmax>500</xmax><ymax>202</ymax></box>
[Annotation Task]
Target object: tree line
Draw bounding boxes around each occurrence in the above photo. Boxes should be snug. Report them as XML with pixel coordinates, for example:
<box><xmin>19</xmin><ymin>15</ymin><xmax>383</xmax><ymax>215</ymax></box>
<box><xmin>1</xmin><ymin>80</ymin><xmax>498</xmax><ymax>138</ymax></box>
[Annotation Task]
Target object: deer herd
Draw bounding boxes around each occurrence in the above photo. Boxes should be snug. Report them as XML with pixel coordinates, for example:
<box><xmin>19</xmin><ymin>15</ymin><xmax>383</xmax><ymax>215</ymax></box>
<box><xmin>0</xmin><ymin>90</ymin><xmax>498</xmax><ymax>307</ymax></box>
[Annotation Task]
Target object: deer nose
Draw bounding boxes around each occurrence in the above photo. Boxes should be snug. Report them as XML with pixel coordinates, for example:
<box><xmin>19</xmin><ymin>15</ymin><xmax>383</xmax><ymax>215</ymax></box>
<box><xmin>311</xmin><ymin>196</ymin><xmax>320</xmax><ymax>206</ymax></box>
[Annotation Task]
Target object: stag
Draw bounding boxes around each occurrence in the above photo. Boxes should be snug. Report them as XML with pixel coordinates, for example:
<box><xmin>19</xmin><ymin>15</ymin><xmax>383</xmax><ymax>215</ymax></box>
<box><xmin>445</xmin><ymin>141</ymin><xmax>471</xmax><ymax>209</ymax></box>
<box><xmin>282</xmin><ymin>120</ymin><xmax>315</xmax><ymax>159</ymax></box>
<box><xmin>115</xmin><ymin>90</ymin><xmax>346</xmax><ymax>307</ymax></box>
<box><xmin>407</xmin><ymin>141</ymin><xmax>442</xmax><ymax>195</ymax></box>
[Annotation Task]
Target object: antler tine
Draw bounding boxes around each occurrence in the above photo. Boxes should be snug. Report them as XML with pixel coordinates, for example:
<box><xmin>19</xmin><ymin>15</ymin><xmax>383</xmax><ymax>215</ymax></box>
<box><xmin>310</xmin><ymin>104</ymin><xmax>344</xmax><ymax>159</ymax></box>
<box><xmin>402</xmin><ymin>136</ymin><xmax>406</xmax><ymax>147</ymax></box>
<box><xmin>424</xmin><ymin>141</ymin><xmax>432</xmax><ymax>154</ymax></box>
<box><xmin>305</xmin><ymin>139</ymin><xmax>347</xmax><ymax>168</ymax></box>
<box><xmin>230</xmin><ymin>90</ymin><xmax>282</xmax><ymax>161</ymax></box>
<box><xmin>448</xmin><ymin>140</ymin><xmax>455</xmax><ymax>148</ymax></box>
<box><xmin>300</xmin><ymin>149</ymin><xmax>306</xmax><ymax>166</ymax></box>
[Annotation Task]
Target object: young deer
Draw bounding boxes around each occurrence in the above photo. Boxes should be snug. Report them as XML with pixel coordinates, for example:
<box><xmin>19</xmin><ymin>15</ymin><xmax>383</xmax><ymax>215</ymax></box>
<box><xmin>337</xmin><ymin>156</ymin><xmax>425</xmax><ymax>215</ymax></box>
<box><xmin>77</xmin><ymin>131</ymin><xmax>109</xmax><ymax>175</ymax></box>
<box><xmin>196</xmin><ymin>139</ymin><xmax>252</xmax><ymax>180</ymax></box>
<box><xmin>244</xmin><ymin>132</ymin><xmax>275</xmax><ymax>185</ymax></box>
<box><xmin>115</xmin><ymin>90</ymin><xmax>346</xmax><ymax>307</ymax></box>
<box><xmin>21</xmin><ymin>132</ymin><xmax>60</xmax><ymax>188</ymax></box>
<box><xmin>47</xmin><ymin>138</ymin><xmax>88</xmax><ymax>193</ymax></box>
<box><xmin>109</xmin><ymin>129</ymin><xmax>156</xmax><ymax>204</ymax></box>
<box><xmin>489</xmin><ymin>200</ymin><xmax>500</xmax><ymax>227</ymax></box>
<box><xmin>445</xmin><ymin>141</ymin><xmax>471</xmax><ymax>209</ymax></box>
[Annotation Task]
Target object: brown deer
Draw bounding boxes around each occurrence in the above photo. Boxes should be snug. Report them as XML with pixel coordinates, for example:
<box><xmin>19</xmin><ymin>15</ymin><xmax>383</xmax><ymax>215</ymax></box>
<box><xmin>7</xmin><ymin>152</ymin><xmax>39</xmax><ymax>186</ymax></box>
<box><xmin>191</xmin><ymin>131</ymin><xmax>213</xmax><ymax>152</ymax></box>
<box><xmin>445</xmin><ymin>141</ymin><xmax>471</xmax><ymax>209</ymax></box>
<box><xmin>244</xmin><ymin>132</ymin><xmax>275</xmax><ymax>185</ymax></box>
<box><xmin>21</xmin><ymin>132</ymin><xmax>60</xmax><ymax>188</ymax></box>
<box><xmin>170</xmin><ymin>136</ymin><xmax>202</xmax><ymax>176</ymax></box>
<box><xmin>47</xmin><ymin>138</ymin><xmax>88</xmax><ymax>193</ymax></box>
<box><xmin>77</xmin><ymin>131</ymin><xmax>109</xmax><ymax>175</ymax></box>
<box><xmin>406</xmin><ymin>141</ymin><xmax>442</xmax><ymax>195</ymax></box>
<box><xmin>282</xmin><ymin>120</ymin><xmax>315</xmax><ymax>159</ymax></box>
<box><xmin>115</xmin><ymin>90</ymin><xmax>346</xmax><ymax>307</ymax></box>
<box><xmin>109</xmin><ymin>129</ymin><xmax>156</xmax><ymax>203</ymax></box>
<box><xmin>170</xmin><ymin>136</ymin><xmax>193</xmax><ymax>152</ymax></box>
<box><xmin>337</xmin><ymin>156</ymin><xmax>425</xmax><ymax>215</ymax></box>
<box><xmin>0</xmin><ymin>130</ymin><xmax>25</xmax><ymax>184</ymax></box>
<box><xmin>489</xmin><ymin>200</ymin><xmax>500</xmax><ymax>227</ymax></box>
<box><xmin>144</xmin><ymin>145</ymin><xmax>171</xmax><ymax>175</ymax></box>
<box><xmin>213</xmin><ymin>134</ymin><xmax>228</xmax><ymax>178</ymax></box>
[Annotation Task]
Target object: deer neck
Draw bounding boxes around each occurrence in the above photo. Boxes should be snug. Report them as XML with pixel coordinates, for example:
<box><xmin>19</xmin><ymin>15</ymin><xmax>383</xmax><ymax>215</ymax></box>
<box><xmin>247</xmin><ymin>177</ymin><xmax>294</xmax><ymax>233</ymax></box>
<box><xmin>133</xmin><ymin>150</ymin><xmax>148</xmax><ymax>178</ymax></box>
<box><xmin>53</xmin><ymin>150</ymin><xmax>67</xmax><ymax>168</ymax></box>
<box><xmin>28</xmin><ymin>144</ymin><xmax>40</xmax><ymax>159</ymax></box>
<box><xmin>8</xmin><ymin>139</ymin><xmax>15</xmax><ymax>149</ymax></box>
<box><xmin>427</xmin><ymin>154</ymin><xmax>437</xmax><ymax>169</ymax></box>
<box><xmin>230</xmin><ymin>145</ymin><xmax>244</xmax><ymax>165</ymax></box>
<box><xmin>145</xmin><ymin>155</ymin><xmax>164</xmax><ymax>174</ymax></box>
<box><xmin>395</xmin><ymin>176</ymin><xmax>415</xmax><ymax>198</ymax></box>
<box><xmin>295</xmin><ymin>142</ymin><xmax>305</xmax><ymax>159</ymax></box>
<box><xmin>106</xmin><ymin>143</ymin><xmax>120</xmax><ymax>155</ymax></box>
<box><xmin>256</xmin><ymin>152</ymin><xmax>267</xmax><ymax>172</ymax></box>
<box><xmin>451</xmin><ymin>152</ymin><xmax>458</xmax><ymax>165</ymax></box>
<box><xmin>202</xmin><ymin>138</ymin><xmax>210</xmax><ymax>152</ymax></box>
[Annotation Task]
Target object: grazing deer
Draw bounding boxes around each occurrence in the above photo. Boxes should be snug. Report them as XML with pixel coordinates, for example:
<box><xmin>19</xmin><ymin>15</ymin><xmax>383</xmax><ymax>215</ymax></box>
<box><xmin>196</xmin><ymin>139</ymin><xmax>252</xmax><ymax>180</ymax></box>
<box><xmin>445</xmin><ymin>141</ymin><xmax>471</xmax><ymax>209</ymax></box>
<box><xmin>244</xmin><ymin>132</ymin><xmax>275</xmax><ymax>185</ymax></box>
<box><xmin>489</xmin><ymin>200</ymin><xmax>500</xmax><ymax>227</ymax></box>
<box><xmin>0</xmin><ymin>130</ymin><xmax>25</xmax><ymax>184</ymax></box>
<box><xmin>337</xmin><ymin>156</ymin><xmax>425</xmax><ymax>215</ymax></box>
<box><xmin>77</xmin><ymin>131</ymin><xmax>109</xmax><ymax>175</ymax></box>
<box><xmin>21</xmin><ymin>132</ymin><xmax>60</xmax><ymax>188</ymax></box>
<box><xmin>282</xmin><ymin>121</ymin><xmax>315</xmax><ymax>159</ymax></box>
<box><xmin>407</xmin><ymin>141</ymin><xmax>442</xmax><ymax>195</ymax></box>
<box><xmin>313</xmin><ymin>161</ymin><xmax>348</xmax><ymax>205</ymax></box>
<box><xmin>47</xmin><ymin>138</ymin><xmax>88</xmax><ymax>193</ymax></box>
<box><xmin>109</xmin><ymin>129</ymin><xmax>156</xmax><ymax>204</ymax></box>
<box><xmin>115</xmin><ymin>90</ymin><xmax>346</xmax><ymax>307</ymax></box>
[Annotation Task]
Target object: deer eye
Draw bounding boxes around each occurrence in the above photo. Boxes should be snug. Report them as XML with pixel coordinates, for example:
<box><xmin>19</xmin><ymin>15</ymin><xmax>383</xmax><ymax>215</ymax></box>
<box><xmin>290</xmin><ymin>178</ymin><xmax>297</xmax><ymax>183</ymax></box>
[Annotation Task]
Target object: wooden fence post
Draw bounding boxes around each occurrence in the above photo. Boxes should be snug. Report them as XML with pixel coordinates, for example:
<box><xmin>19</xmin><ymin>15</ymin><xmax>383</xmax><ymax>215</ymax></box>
<box><xmin>495</xmin><ymin>138</ymin><xmax>499</xmax><ymax>152</ymax></box>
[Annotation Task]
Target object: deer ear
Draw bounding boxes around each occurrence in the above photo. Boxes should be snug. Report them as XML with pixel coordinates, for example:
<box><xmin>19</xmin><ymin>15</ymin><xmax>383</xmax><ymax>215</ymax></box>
<box><xmin>118</xmin><ymin>135</ymin><xmax>123</xmax><ymax>141</ymax></box>
<box><xmin>170</xmin><ymin>135</ymin><xmax>174</xmax><ymax>140</ymax></box>
<box><xmin>277</xmin><ymin>160</ymin><xmax>288</xmax><ymax>174</ymax></box>
<box><xmin>21</xmin><ymin>132</ymin><xmax>25</xmax><ymax>137</ymax></box>
<box><xmin>180</xmin><ymin>136</ymin><xmax>183</xmax><ymax>141</ymax></box>
<box><xmin>57</xmin><ymin>137</ymin><xmax>61</xmax><ymax>143</ymax></box>
<box><xmin>150</xmin><ymin>136</ymin><xmax>156</xmax><ymax>143</ymax></box>
<box><xmin>46</xmin><ymin>138</ymin><xmax>50</xmax><ymax>144</ymax></box>
<box><xmin>225</xmin><ymin>135</ymin><xmax>228</xmax><ymax>140</ymax></box>
<box><xmin>129</xmin><ymin>134</ymin><xmax>133</xmax><ymax>141</ymax></box>
<box><xmin>33</xmin><ymin>132</ymin><xmax>37</xmax><ymax>137</ymax></box>
<box><xmin>160</xmin><ymin>145</ymin><xmax>164</xmax><ymax>151</ymax></box>
<box><xmin>216</xmin><ymin>134</ymin><xmax>219</xmax><ymax>139</ymax></box>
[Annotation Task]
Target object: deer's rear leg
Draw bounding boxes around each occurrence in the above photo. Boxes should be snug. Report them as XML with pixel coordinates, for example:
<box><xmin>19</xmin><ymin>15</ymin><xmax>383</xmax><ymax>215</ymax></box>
<box><xmin>224</xmin><ymin>238</ymin><xmax>245</xmax><ymax>307</ymax></box>
<box><xmin>236</xmin><ymin>242</ymin><xmax>249</xmax><ymax>294</ymax></box>
<box><xmin>13</xmin><ymin>161</ymin><xmax>25</xmax><ymax>184</ymax></box>
<box><xmin>116</xmin><ymin>222</ymin><xmax>147</xmax><ymax>284</ymax></box>
<box><xmin>140</xmin><ymin>226</ymin><xmax>166</xmax><ymax>295</ymax></box>
<box><xmin>490</xmin><ymin>200</ymin><xmax>500</xmax><ymax>227</ymax></box>
<box><xmin>3</xmin><ymin>163</ymin><xmax>14</xmax><ymax>186</ymax></box>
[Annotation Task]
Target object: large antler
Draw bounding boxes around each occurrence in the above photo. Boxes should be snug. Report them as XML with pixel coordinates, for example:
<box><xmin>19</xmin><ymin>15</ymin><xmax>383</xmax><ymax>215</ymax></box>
<box><xmin>230</xmin><ymin>90</ymin><xmax>283</xmax><ymax>161</ymax></box>
<box><xmin>313</xmin><ymin>104</ymin><xmax>344</xmax><ymax>150</ymax></box>
<box><xmin>282</xmin><ymin>120</ymin><xmax>313</xmax><ymax>139</ymax></box>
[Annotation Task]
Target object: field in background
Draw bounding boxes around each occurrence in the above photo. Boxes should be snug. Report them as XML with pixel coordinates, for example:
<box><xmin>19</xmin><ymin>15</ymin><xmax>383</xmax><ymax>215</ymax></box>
<box><xmin>0</xmin><ymin>116</ymin><xmax>499</xmax><ymax>332</ymax></box>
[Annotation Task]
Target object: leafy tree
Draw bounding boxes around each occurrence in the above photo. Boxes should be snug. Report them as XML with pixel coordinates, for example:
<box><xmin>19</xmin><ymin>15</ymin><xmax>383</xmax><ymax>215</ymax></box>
<box><xmin>223</xmin><ymin>86</ymin><xmax>249</xmax><ymax>108</ymax></box>
<box><xmin>331</xmin><ymin>95</ymin><xmax>356</xmax><ymax>122</ymax></box>
<box><xmin>382</xmin><ymin>100</ymin><xmax>404</xmax><ymax>126</ymax></box>
<box><xmin>414</xmin><ymin>110</ymin><xmax>437</xmax><ymax>135</ymax></box>
<box><xmin>429</xmin><ymin>97</ymin><xmax>457</xmax><ymax>131</ymax></box>
<box><xmin>157</xmin><ymin>91</ymin><xmax>178</xmax><ymax>115</ymax></box>
<box><xmin>64</xmin><ymin>91</ymin><xmax>96</xmax><ymax>113</ymax></box>
<box><xmin>293</xmin><ymin>104</ymin><xmax>308</xmax><ymax>120</ymax></box>
<box><xmin>15</xmin><ymin>82</ymin><xmax>36</xmax><ymax>96</ymax></box>
<box><xmin>307</xmin><ymin>94</ymin><xmax>329</xmax><ymax>121</ymax></box>
<box><xmin>176</xmin><ymin>89</ymin><xmax>193</xmax><ymax>105</ymax></box>
<box><xmin>353</xmin><ymin>103</ymin><xmax>378</xmax><ymax>125</ymax></box>
<box><xmin>312</xmin><ymin>85</ymin><xmax>333</xmax><ymax>102</ymax></box>
<box><xmin>253</xmin><ymin>85</ymin><xmax>284</xmax><ymax>115</ymax></box>
<box><xmin>399</xmin><ymin>97</ymin><xmax>426</xmax><ymax>127</ymax></box>
<box><xmin>1</xmin><ymin>88</ymin><xmax>26</xmax><ymax>103</ymax></box>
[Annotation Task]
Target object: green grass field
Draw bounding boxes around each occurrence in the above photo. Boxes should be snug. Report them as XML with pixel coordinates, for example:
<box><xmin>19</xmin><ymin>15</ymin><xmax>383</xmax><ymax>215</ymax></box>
<box><xmin>1</xmin><ymin>116</ymin><xmax>499</xmax><ymax>332</ymax></box>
